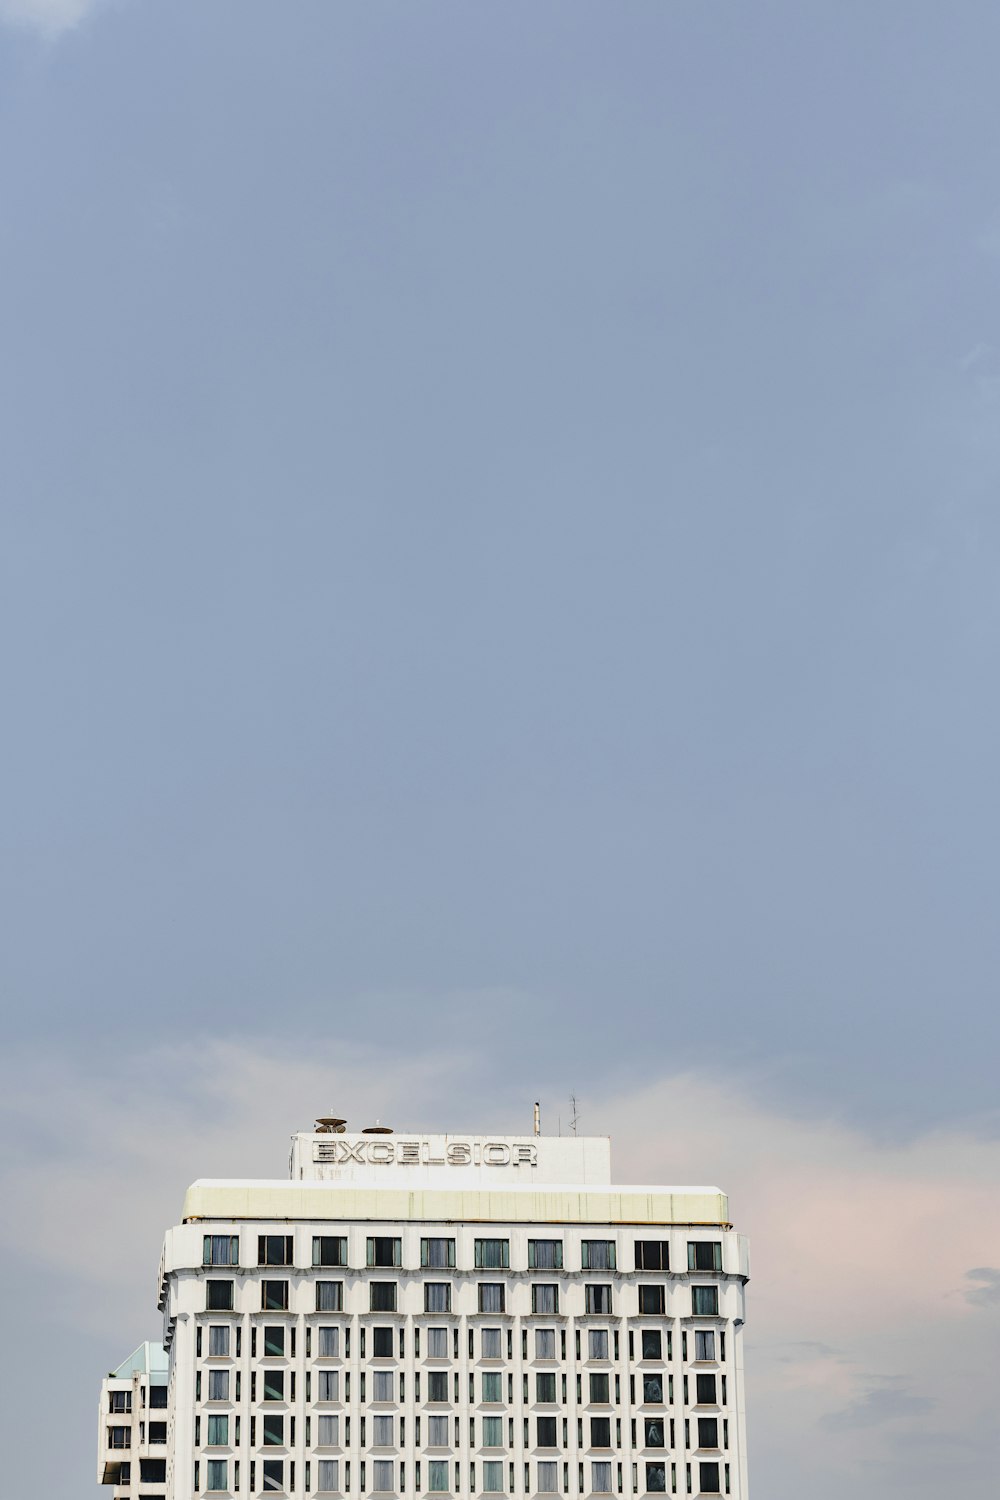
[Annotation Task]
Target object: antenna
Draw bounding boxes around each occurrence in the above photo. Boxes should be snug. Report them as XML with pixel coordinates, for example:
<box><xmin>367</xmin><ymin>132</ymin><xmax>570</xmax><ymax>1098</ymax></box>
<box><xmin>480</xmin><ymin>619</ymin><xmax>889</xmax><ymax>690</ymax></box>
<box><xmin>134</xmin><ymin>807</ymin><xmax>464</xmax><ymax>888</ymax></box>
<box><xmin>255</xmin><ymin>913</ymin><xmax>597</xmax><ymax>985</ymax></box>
<box><xmin>569</xmin><ymin>1095</ymin><xmax>581</xmax><ymax>1136</ymax></box>
<box><xmin>533</xmin><ymin>1102</ymin><xmax>541</xmax><ymax>1137</ymax></box>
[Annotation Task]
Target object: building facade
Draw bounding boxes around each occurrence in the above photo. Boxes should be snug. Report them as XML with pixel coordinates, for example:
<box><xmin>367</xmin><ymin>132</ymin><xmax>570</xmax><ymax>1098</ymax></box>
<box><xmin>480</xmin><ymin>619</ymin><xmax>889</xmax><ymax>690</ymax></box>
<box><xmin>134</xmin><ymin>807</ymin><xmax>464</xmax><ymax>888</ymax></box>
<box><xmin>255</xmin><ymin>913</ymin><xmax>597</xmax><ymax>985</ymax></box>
<box><xmin>98</xmin><ymin>1121</ymin><xmax>750</xmax><ymax>1500</ymax></box>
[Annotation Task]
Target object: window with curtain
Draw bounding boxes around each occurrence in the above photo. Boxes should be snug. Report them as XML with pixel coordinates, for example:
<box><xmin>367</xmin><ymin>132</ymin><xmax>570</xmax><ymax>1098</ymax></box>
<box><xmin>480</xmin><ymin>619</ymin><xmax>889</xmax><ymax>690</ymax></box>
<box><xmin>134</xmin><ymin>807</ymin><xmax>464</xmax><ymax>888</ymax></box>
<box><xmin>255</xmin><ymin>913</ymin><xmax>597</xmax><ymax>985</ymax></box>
<box><xmin>694</xmin><ymin>1331</ymin><xmax>715</xmax><ymax>1362</ymax></box>
<box><xmin>372</xmin><ymin>1460</ymin><xmax>393</xmax><ymax>1492</ymax></box>
<box><xmin>313</xmin><ymin>1236</ymin><xmax>348</xmax><ymax>1268</ymax></box>
<box><xmin>427</xmin><ymin>1415</ymin><xmax>449</xmax><ymax>1447</ymax></box>
<box><xmin>481</xmin><ymin>1372</ymin><xmax>502</xmax><ymax>1403</ymax></box>
<box><xmin>421</xmin><ymin>1238</ymin><xmax>456</xmax><ymax>1268</ymax></box>
<box><xmin>531</xmin><ymin>1284</ymin><xmax>558</xmax><ymax>1315</ymax></box>
<box><xmin>367</xmin><ymin>1238</ymin><xmax>401</xmax><ymax>1267</ymax></box>
<box><xmin>425</xmin><ymin>1282</ymin><xmax>452</xmax><ymax>1313</ymax></box>
<box><xmin>474</xmin><ymin>1239</ymin><xmax>509</xmax><ymax>1269</ymax></box>
<box><xmin>638</xmin><ymin>1286</ymin><xmax>666</xmax><ymax>1315</ymax></box>
<box><xmin>534</xmin><ymin>1328</ymin><xmax>556</xmax><ymax>1360</ymax></box>
<box><xmin>695</xmin><ymin>1374</ymin><xmax>717</xmax><ymax>1405</ymax></box>
<box><xmin>206</xmin><ymin>1415</ymin><xmax>228</xmax><ymax>1447</ymax></box>
<box><xmin>699</xmin><ymin>1462</ymin><xmax>721</xmax><ymax>1494</ymax></box>
<box><xmin>482</xmin><ymin>1460</ymin><xmax>503</xmax><ymax>1493</ymax></box>
<box><xmin>692</xmin><ymin>1287</ymin><xmax>719</xmax><ymax>1317</ymax></box>
<box><xmin>427</xmin><ymin>1327</ymin><xmax>449</xmax><ymax>1359</ymax></box>
<box><xmin>372</xmin><ymin>1415</ymin><xmax>394</xmax><ymax>1447</ymax></box>
<box><xmin>316</xmin><ymin>1281</ymin><xmax>343</xmax><ymax>1312</ymax></box>
<box><xmin>108</xmin><ymin>1391</ymin><xmax>131</xmax><ymax>1414</ymax></box>
<box><xmin>481</xmin><ymin>1328</ymin><xmax>502</xmax><ymax>1359</ymax></box>
<box><xmin>317</xmin><ymin>1327</ymin><xmax>340</xmax><ymax>1358</ymax></box>
<box><xmin>535</xmin><ymin>1373</ymin><xmax>557</xmax><ymax>1403</ymax></box>
<box><xmin>317</xmin><ymin>1459</ymin><xmax>340</xmax><ymax>1493</ymax></box>
<box><xmin>208</xmin><ymin>1326</ymin><xmax>230</xmax><ymax>1357</ymax></box>
<box><xmin>588</xmin><ymin>1329</ymin><xmax>608</xmax><ymax>1361</ymax></box>
<box><xmin>206</xmin><ymin>1460</ymin><xmax>228</xmax><ymax>1492</ymax></box>
<box><xmin>697</xmin><ymin>1418</ymin><xmax>719</xmax><ymax>1449</ymax></box>
<box><xmin>642</xmin><ymin>1375</ymin><xmax>663</xmax><ymax>1405</ymax></box>
<box><xmin>317</xmin><ymin>1370</ymin><xmax>340</xmax><ymax>1402</ymax></box>
<box><xmin>370</xmin><ymin>1282</ymin><xmax>398</xmax><ymax>1311</ymax></box>
<box><xmin>581</xmin><ymin>1241</ymin><xmax>616</xmax><ymax>1271</ymax></box>
<box><xmin>688</xmin><ymin>1242</ymin><xmax>723</xmax><ymax>1273</ymax></box>
<box><xmin>528</xmin><ymin>1240</ymin><xmax>563</xmax><ymax>1269</ymax></box>
<box><xmin>317</xmin><ymin>1415</ymin><xmax>339</xmax><ymax>1446</ymax></box>
<box><xmin>428</xmin><ymin>1460</ymin><xmax>449</xmax><ymax>1492</ymax></box>
<box><xmin>107</xmin><ymin>1427</ymin><xmax>130</xmax><ymax>1449</ymax></box>
<box><xmin>641</xmin><ymin>1331</ymin><xmax>661</xmax><ymax>1360</ymax></box>
<box><xmin>207</xmin><ymin>1370</ymin><xmax>230</xmax><ymax>1402</ymax></box>
<box><xmin>482</xmin><ymin>1415</ymin><xmax>503</xmax><ymax>1448</ymax></box>
<box><xmin>203</xmin><ymin>1235</ymin><xmax>239</xmax><ymax>1266</ymax></box>
<box><xmin>588</xmin><ymin>1373</ymin><xmax>610</xmax><ymax>1404</ymax></box>
<box><xmin>591</xmin><ymin>1462</ymin><xmax>612</xmax><ymax>1494</ymax></box>
<box><xmin>206</xmin><ymin>1280</ymin><xmax>233</xmax><ymax>1311</ymax></box>
<box><xmin>537</xmin><ymin>1461</ymin><xmax>558</xmax><ymax>1493</ymax></box>
<box><xmin>645</xmin><ymin>1463</ymin><xmax>666</xmax><ymax>1494</ymax></box>
<box><xmin>644</xmin><ymin>1420</ymin><xmax>664</xmax><ymax>1449</ymax></box>
<box><xmin>427</xmin><ymin>1371</ymin><xmax>449</xmax><ymax>1402</ymax></box>
<box><xmin>372</xmin><ymin>1371</ymin><xmax>394</xmax><ymax>1402</ymax></box>
<box><xmin>478</xmin><ymin>1284</ymin><xmax>504</xmax><ymax>1314</ymax></box>
<box><xmin>585</xmin><ymin>1284</ymin><xmax>612</xmax><ymax>1314</ymax></box>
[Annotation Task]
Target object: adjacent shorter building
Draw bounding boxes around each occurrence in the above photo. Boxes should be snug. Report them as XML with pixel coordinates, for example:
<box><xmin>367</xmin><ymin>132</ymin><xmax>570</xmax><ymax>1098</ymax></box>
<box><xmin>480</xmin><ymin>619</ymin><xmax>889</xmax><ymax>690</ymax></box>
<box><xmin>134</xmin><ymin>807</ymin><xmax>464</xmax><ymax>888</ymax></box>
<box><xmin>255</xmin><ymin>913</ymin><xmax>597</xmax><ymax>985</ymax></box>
<box><xmin>99</xmin><ymin>1120</ymin><xmax>750</xmax><ymax>1499</ymax></box>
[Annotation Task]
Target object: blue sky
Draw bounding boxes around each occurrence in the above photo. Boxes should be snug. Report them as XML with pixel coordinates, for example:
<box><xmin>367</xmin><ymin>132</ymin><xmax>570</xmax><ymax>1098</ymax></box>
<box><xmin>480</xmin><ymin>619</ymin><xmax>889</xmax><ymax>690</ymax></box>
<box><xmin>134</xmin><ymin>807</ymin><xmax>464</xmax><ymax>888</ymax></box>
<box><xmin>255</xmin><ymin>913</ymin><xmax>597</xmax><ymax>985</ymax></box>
<box><xmin>2</xmin><ymin>2</ymin><xmax>1000</xmax><ymax>1495</ymax></box>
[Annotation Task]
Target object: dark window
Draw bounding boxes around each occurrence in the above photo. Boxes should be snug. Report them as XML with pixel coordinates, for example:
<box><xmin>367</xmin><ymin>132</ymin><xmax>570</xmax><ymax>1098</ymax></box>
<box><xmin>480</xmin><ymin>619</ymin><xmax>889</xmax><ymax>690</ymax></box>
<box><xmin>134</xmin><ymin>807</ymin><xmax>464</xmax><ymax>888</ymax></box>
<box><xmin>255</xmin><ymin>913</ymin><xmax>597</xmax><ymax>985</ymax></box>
<box><xmin>536</xmin><ymin>1417</ymin><xmax>558</xmax><ymax>1448</ymax></box>
<box><xmin>421</xmin><ymin>1238</ymin><xmax>456</xmax><ymax>1268</ymax></box>
<box><xmin>263</xmin><ymin>1370</ymin><xmax>285</xmax><ymax>1402</ymax></box>
<box><xmin>316</xmin><ymin>1281</ymin><xmax>343</xmax><ymax>1312</ymax></box>
<box><xmin>313</xmin><ymin>1236</ymin><xmax>348</xmax><ymax>1268</ymax></box>
<box><xmin>107</xmin><ymin>1427</ymin><xmax>130</xmax><ymax>1449</ymax></box>
<box><xmin>261</xmin><ymin>1280</ymin><xmax>289</xmax><ymax>1311</ymax></box>
<box><xmin>203</xmin><ymin>1235</ymin><xmax>239</xmax><ymax>1267</ymax></box>
<box><xmin>638</xmin><ymin>1285</ymin><xmax>665</xmax><ymax>1315</ymax></box>
<box><xmin>699</xmin><ymin>1462</ymin><xmax>721</xmax><ymax>1494</ymax></box>
<box><xmin>528</xmin><ymin>1240</ymin><xmax>563</xmax><ymax>1270</ymax></box>
<box><xmin>262</xmin><ymin>1459</ymin><xmax>283</xmax><ymax>1492</ymax></box>
<box><xmin>427</xmin><ymin>1371</ymin><xmax>449</xmax><ymax>1403</ymax></box>
<box><xmin>645</xmin><ymin>1463</ymin><xmax>666</xmax><ymax>1493</ymax></box>
<box><xmin>535</xmin><ymin>1373</ymin><xmax>557</xmax><ymax>1403</ymax></box>
<box><xmin>688</xmin><ymin>1243</ymin><xmax>722</xmax><ymax>1273</ymax></box>
<box><xmin>474</xmin><ymin>1239</ymin><xmax>510</xmax><ymax>1269</ymax></box>
<box><xmin>370</xmin><ymin>1282</ymin><xmax>397</xmax><ymax>1312</ymax></box>
<box><xmin>644</xmin><ymin>1420</ymin><xmax>664</xmax><ymax>1449</ymax></box>
<box><xmin>149</xmin><ymin>1385</ymin><xmax>168</xmax><ymax>1409</ymax></box>
<box><xmin>140</xmin><ymin>1459</ymin><xmax>167</xmax><ymax>1484</ymax></box>
<box><xmin>634</xmin><ymin>1241</ymin><xmax>669</xmax><ymax>1272</ymax></box>
<box><xmin>264</xmin><ymin>1326</ymin><xmax>285</xmax><ymax>1357</ymax></box>
<box><xmin>642</xmin><ymin>1375</ymin><xmax>663</xmax><ymax>1405</ymax></box>
<box><xmin>148</xmin><ymin>1422</ymin><xmax>167</xmax><ymax>1444</ymax></box>
<box><xmin>588</xmin><ymin>1374</ymin><xmax>610</xmax><ymax>1404</ymax></box>
<box><xmin>372</xmin><ymin>1327</ymin><xmax>395</xmax><ymax>1358</ymax></box>
<box><xmin>697</xmin><ymin>1418</ymin><xmax>719</xmax><ymax>1449</ymax></box>
<box><xmin>692</xmin><ymin>1287</ymin><xmax>719</xmax><ymax>1317</ymax></box>
<box><xmin>696</xmin><ymin>1374</ymin><xmax>717</xmax><ymax>1406</ymax></box>
<box><xmin>641</xmin><ymin>1331</ymin><xmax>662</xmax><ymax>1361</ymax></box>
<box><xmin>206</xmin><ymin>1280</ymin><xmax>234</xmax><ymax>1311</ymax></box>
<box><xmin>590</xmin><ymin>1418</ymin><xmax>611</xmax><ymax>1448</ymax></box>
<box><xmin>585</xmin><ymin>1284</ymin><xmax>612</xmax><ymax>1315</ymax></box>
<box><xmin>109</xmin><ymin>1391</ymin><xmax>131</xmax><ymax>1414</ymax></box>
<box><xmin>263</xmin><ymin>1415</ymin><xmax>284</xmax><ymax>1446</ymax></box>
<box><xmin>581</xmin><ymin>1241</ymin><xmax>616</xmax><ymax>1271</ymax></box>
<box><xmin>258</xmin><ymin>1235</ymin><xmax>293</xmax><ymax>1266</ymax></box>
<box><xmin>367</xmin><ymin>1237</ymin><xmax>401</xmax><ymax>1268</ymax></box>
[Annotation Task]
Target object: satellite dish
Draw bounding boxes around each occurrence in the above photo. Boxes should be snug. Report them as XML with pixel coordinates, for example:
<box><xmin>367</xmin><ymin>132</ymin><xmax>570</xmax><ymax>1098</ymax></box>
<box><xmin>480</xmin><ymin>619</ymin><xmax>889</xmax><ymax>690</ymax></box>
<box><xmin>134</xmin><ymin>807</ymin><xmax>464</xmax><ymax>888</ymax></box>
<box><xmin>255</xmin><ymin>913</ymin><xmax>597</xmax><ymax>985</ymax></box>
<box><xmin>315</xmin><ymin>1116</ymin><xmax>347</xmax><ymax>1134</ymax></box>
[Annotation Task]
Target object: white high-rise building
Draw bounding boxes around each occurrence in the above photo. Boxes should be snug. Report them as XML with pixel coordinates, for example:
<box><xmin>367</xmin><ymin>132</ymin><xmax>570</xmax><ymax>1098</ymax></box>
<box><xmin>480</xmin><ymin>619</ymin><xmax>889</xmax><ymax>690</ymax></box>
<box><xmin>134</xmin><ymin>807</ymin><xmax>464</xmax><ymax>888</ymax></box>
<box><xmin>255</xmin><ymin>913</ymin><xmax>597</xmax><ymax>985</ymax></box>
<box><xmin>98</xmin><ymin>1117</ymin><xmax>750</xmax><ymax>1500</ymax></box>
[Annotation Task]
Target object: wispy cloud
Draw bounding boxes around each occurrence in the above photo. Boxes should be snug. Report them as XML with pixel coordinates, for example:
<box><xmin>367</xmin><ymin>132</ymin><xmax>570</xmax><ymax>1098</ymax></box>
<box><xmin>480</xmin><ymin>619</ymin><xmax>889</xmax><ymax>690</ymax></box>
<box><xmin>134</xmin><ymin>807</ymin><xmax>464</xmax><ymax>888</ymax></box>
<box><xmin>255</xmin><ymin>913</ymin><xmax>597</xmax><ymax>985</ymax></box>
<box><xmin>821</xmin><ymin>1376</ymin><xmax>935</xmax><ymax>1430</ymax></box>
<box><xmin>0</xmin><ymin>0</ymin><xmax>108</xmax><ymax>37</ymax></box>
<box><xmin>963</xmin><ymin>1266</ymin><xmax>1000</xmax><ymax>1307</ymax></box>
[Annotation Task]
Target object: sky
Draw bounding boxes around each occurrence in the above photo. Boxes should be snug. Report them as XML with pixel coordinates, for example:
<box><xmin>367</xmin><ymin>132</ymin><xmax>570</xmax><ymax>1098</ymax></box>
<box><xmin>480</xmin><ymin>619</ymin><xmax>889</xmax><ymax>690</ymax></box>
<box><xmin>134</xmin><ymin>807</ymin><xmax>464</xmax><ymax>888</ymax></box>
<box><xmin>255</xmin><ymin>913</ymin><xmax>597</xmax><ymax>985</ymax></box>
<box><xmin>1</xmin><ymin>0</ymin><xmax>999</xmax><ymax>1495</ymax></box>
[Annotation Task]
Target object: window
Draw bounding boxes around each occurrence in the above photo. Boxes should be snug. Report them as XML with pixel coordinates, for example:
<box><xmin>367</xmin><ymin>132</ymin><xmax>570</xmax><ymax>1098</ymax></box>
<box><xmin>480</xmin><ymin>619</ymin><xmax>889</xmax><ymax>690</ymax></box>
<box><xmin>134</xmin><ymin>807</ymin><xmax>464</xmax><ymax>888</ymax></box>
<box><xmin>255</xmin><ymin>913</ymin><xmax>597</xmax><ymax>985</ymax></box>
<box><xmin>263</xmin><ymin>1414</ymin><xmax>284</xmax><ymax>1446</ymax></box>
<box><xmin>537</xmin><ymin>1461</ymin><xmax>558</xmax><ymax>1493</ymax></box>
<box><xmin>581</xmin><ymin>1241</ymin><xmax>616</xmax><ymax>1271</ymax></box>
<box><xmin>532</xmin><ymin>1284</ymin><xmax>558</xmax><ymax>1315</ymax></box>
<box><xmin>535</xmin><ymin>1328</ymin><xmax>556</xmax><ymax>1360</ymax></box>
<box><xmin>688</xmin><ymin>1243</ymin><xmax>722</xmax><ymax>1273</ymax></box>
<box><xmin>428</xmin><ymin>1460</ymin><xmax>450</xmax><ymax>1492</ymax></box>
<box><xmin>585</xmin><ymin>1285</ymin><xmax>612</xmax><ymax>1315</ymax></box>
<box><xmin>318</xmin><ymin>1327</ymin><xmax>340</xmax><ymax>1359</ymax></box>
<box><xmin>263</xmin><ymin>1370</ymin><xmax>285</xmax><ymax>1402</ymax></box>
<box><xmin>317</xmin><ymin>1282</ymin><xmax>344</xmax><ymax>1312</ymax></box>
<box><xmin>697</xmin><ymin>1418</ymin><xmax>718</xmax><ymax>1449</ymax></box>
<box><xmin>634</xmin><ymin>1241</ymin><xmax>669</xmax><ymax>1272</ymax></box>
<box><xmin>535</xmin><ymin>1373</ymin><xmax>557</xmax><ymax>1403</ymax></box>
<box><xmin>317</xmin><ymin>1370</ymin><xmax>340</xmax><ymax>1402</ymax></box>
<box><xmin>590</xmin><ymin>1417</ymin><xmax>611</xmax><ymax>1448</ymax></box>
<box><xmin>425</xmin><ymin>1283</ymin><xmax>452</xmax><ymax>1313</ymax></box>
<box><xmin>536</xmin><ymin>1416</ymin><xmax>557</xmax><ymax>1448</ymax></box>
<box><xmin>313</xmin><ymin>1236</ymin><xmax>348</xmax><ymax>1268</ymax></box>
<box><xmin>482</xmin><ymin>1415</ymin><xmax>503</xmax><ymax>1448</ymax></box>
<box><xmin>478</xmin><ymin>1284</ymin><xmax>504</xmax><ymax>1314</ymax></box>
<box><xmin>642</xmin><ymin>1376</ymin><xmax>663</xmax><ymax>1405</ymax></box>
<box><xmin>588</xmin><ymin>1374</ymin><xmax>610</xmax><ymax>1405</ymax></box>
<box><xmin>206</xmin><ymin>1415</ymin><xmax>229</xmax><ymax>1446</ymax></box>
<box><xmin>421</xmin><ymin>1238</ymin><xmax>456</xmax><ymax>1268</ymax></box>
<box><xmin>140</xmin><ymin>1459</ymin><xmax>167</xmax><ymax>1484</ymax></box>
<box><xmin>695</xmin><ymin>1375</ymin><xmax>717</xmax><ymax>1406</ymax></box>
<box><xmin>373</xmin><ymin>1415</ymin><xmax>394</xmax><ymax>1447</ymax></box>
<box><xmin>208</xmin><ymin>1325</ymin><xmax>230</xmax><ymax>1357</ymax></box>
<box><xmin>373</xmin><ymin>1371</ymin><xmax>395</xmax><ymax>1402</ymax></box>
<box><xmin>645</xmin><ymin>1462</ymin><xmax>666</xmax><ymax>1493</ymax></box>
<box><xmin>699</xmin><ymin>1462</ymin><xmax>721</xmax><ymax>1494</ymax></box>
<box><xmin>427</xmin><ymin>1371</ymin><xmax>449</xmax><ymax>1403</ymax></box>
<box><xmin>264</xmin><ymin>1325</ymin><xmax>286</xmax><ymax>1357</ymax></box>
<box><xmin>692</xmin><ymin>1287</ymin><xmax>719</xmax><ymax>1317</ymax></box>
<box><xmin>317</xmin><ymin>1459</ymin><xmax>340</xmax><ymax>1493</ymax></box>
<box><xmin>481</xmin><ymin>1372</ymin><xmax>502</xmax><ymax>1404</ymax></box>
<box><xmin>528</xmin><ymin>1240</ymin><xmax>563</xmax><ymax>1270</ymax></box>
<box><xmin>641</xmin><ymin>1331</ymin><xmax>662</xmax><ymax>1361</ymax></box>
<box><xmin>372</xmin><ymin>1327</ymin><xmax>395</xmax><ymax>1358</ymax></box>
<box><xmin>367</xmin><ymin>1237</ymin><xmax>401</xmax><ymax>1268</ymax></box>
<box><xmin>588</xmin><ymin>1329</ymin><xmax>608</xmax><ymax>1360</ymax></box>
<box><xmin>427</xmin><ymin>1415</ymin><xmax>449</xmax><ymax>1447</ymax></box>
<box><xmin>150</xmin><ymin>1384</ymin><xmax>168</xmax><ymax>1408</ymax></box>
<box><xmin>371</xmin><ymin>1282</ymin><xmax>398</xmax><ymax>1312</ymax></box>
<box><xmin>318</xmin><ymin>1415</ymin><xmax>340</xmax><ymax>1446</ymax></box>
<box><xmin>206</xmin><ymin>1280</ymin><xmax>234</xmax><ymax>1311</ymax></box>
<box><xmin>207</xmin><ymin>1370</ymin><xmax>230</xmax><ymax>1402</ymax></box>
<box><xmin>262</xmin><ymin>1280</ymin><xmax>289</xmax><ymax>1311</ymax></box>
<box><xmin>481</xmin><ymin>1328</ymin><xmax>502</xmax><ymax>1359</ymax></box>
<box><xmin>427</xmin><ymin>1327</ymin><xmax>449</xmax><ymax>1359</ymax></box>
<box><xmin>474</xmin><ymin>1239</ymin><xmax>509</xmax><ymax>1269</ymax></box>
<box><xmin>262</xmin><ymin>1459</ymin><xmax>283</xmax><ymax>1492</ymax></box>
<box><xmin>203</xmin><ymin>1235</ymin><xmax>239</xmax><ymax>1267</ymax></box>
<box><xmin>206</xmin><ymin>1459</ymin><xmax>228</xmax><ymax>1492</ymax></box>
<box><xmin>638</xmin><ymin>1286</ymin><xmax>665</xmax><ymax>1315</ymax></box>
<box><xmin>591</xmin><ymin>1461</ymin><xmax>613</xmax><ymax>1494</ymax></box>
<box><xmin>109</xmin><ymin>1391</ymin><xmax>131</xmax><ymax>1413</ymax></box>
<box><xmin>373</xmin><ymin>1459</ymin><xmax>393</xmax><ymax>1492</ymax></box>
<box><xmin>107</xmin><ymin>1426</ymin><xmax>130</xmax><ymax>1449</ymax></box>
<box><xmin>258</xmin><ymin>1235</ymin><xmax>293</xmax><ymax>1266</ymax></box>
<box><xmin>483</xmin><ymin>1460</ymin><xmax>503</xmax><ymax>1493</ymax></box>
<box><xmin>644</xmin><ymin>1420</ymin><xmax>664</xmax><ymax>1449</ymax></box>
